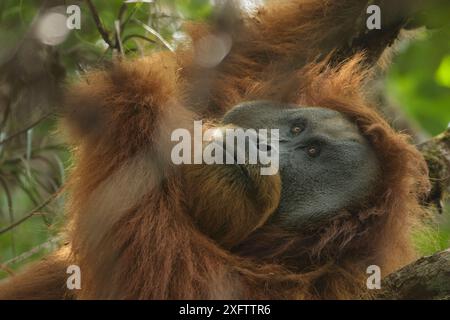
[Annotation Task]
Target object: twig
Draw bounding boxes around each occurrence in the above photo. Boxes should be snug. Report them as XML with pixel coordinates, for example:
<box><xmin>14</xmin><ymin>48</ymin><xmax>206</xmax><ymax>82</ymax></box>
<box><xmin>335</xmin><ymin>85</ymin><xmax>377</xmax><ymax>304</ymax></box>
<box><xmin>114</xmin><ymin>20</ymin><xmax>125</xmax><ymax>56</ymax></box>
<box><xmin>0</xmin><ymin>113</ymin><xmax>52</xmax><ymax>146</ymax></box>
<box><xmin>0</xmin><ymin>263</ymin><xmax>15</xmax><ymax>276</ymax></box>
<box><xmin>2</xmin><ymin>236</ymin><xmax>62</xmax><ymax>266</ymax></box>
<box><xmin>0</xmin><ymin>175</ymin><xmax>14</xmax><ymax>223</ymax></box>
<box><xmin>0</xmin><ymin>175</ymin><xmax>15</xmax><ymax>255</ymax></box>
<box><xmin>0</xmin><ymin>192</ymin><xmax>60</xmax><ymax>235</ymax></box>
<box><xmin>133</xmin><ymin>18</ymin><xmax>175</xmax><ymax>52</ymax></box>
<box><xmin>85</xmin><ymin>0</ymin><xmax>115</xmax><ymax>49</ymax></box>
<box><xmin>120</xmin><ymin>2</ymin><xmax>138</xmax><ymax>30</ymax></box>
<box><xmin>122</xmin><ymin>34</ymin><xmax>157</xmax><ymax>45</ymax></box>
<box><xmin>117</xmin><ymin>2</ymin><xmax>128</xmax><ymax>24</ymax></box>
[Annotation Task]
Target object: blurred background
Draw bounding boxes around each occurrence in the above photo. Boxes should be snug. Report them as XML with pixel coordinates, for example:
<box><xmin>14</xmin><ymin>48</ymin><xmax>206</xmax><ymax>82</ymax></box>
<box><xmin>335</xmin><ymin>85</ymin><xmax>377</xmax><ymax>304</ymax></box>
<box><xmin>0</xmin><ymin>0</ymin><xmax>449</xmax><ymax>279</ymax></box>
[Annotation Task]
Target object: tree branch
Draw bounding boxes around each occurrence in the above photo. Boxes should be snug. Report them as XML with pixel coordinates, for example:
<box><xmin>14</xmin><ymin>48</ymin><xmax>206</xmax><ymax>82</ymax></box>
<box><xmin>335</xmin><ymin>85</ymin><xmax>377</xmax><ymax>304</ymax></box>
<box><xmin>0</xmin><ymin>192</ymin><xmax>60</xmax><ymax>235</ymax></box>
<box><xmin>84</xmin><ymin>0</ymin><xmax>114</xmax><ymax>49</ymax></box>
<box><xmin>379</xmin><ymin>249</ymin><xmax>450</xmax><ymax>299</ymax></box>
<box><xmin>419</xmin><ymin>127</ymin><xmax>450</xmax><ymax>212</ymax></box>
<box><xmin>0</xmin><ymin>113</ymin><xmax>52</xmax><ymax>146</ymax></box>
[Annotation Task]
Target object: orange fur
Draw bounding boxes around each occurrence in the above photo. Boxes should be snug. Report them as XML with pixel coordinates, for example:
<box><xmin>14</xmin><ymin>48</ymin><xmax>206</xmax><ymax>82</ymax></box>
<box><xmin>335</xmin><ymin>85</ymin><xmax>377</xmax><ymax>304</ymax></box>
<box><xmin>0</xmin><ymin>247</ymin><xmax>73</xmax><ymax>300</ymax></box>
<box><xmin>0</xmin><ymin>0</ymin><xmax>430</xmax><ymax>299</ymax></box>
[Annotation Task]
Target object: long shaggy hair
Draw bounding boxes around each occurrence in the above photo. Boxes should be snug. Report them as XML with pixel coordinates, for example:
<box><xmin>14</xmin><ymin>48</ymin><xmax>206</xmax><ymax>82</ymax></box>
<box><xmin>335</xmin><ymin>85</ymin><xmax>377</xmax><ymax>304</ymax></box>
<box><xmin>0</xmin><ymin>0</ymin><xmax>430</xmax><ymax>300</ymax></box>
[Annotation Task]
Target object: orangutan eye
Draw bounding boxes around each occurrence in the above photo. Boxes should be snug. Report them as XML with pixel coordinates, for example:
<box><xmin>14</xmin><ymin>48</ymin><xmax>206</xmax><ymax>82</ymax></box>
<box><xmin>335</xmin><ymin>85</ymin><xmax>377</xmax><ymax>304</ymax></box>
<box><xmin>291</xmin><ymin>126</ymin><xmax>303</xmax><ymax>135</ymax></box>
<box><xmin>307</xmin><ymin>145</ymin><xmax>320</xmax><ymax>157</ymax></box>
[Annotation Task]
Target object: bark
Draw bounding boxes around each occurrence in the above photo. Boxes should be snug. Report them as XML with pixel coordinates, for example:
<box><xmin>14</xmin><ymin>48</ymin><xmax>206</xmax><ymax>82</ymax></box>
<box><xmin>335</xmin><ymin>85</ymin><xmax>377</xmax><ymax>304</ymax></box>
<box><xmin>379</xmin><ymin>250</ymin><xmax>450</xmax><ymax>300</ymax></box>
<box><xmin>420</xmin><ymin>127</ymin><xmax>450</xmax><ymax>212</ymax></box>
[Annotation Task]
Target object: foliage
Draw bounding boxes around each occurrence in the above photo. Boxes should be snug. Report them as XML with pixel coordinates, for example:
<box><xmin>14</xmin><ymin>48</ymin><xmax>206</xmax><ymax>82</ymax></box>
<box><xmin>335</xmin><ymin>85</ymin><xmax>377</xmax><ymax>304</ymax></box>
<box><xmin>387</xmin><ymin>26</ymin><xmax>450</xmax><ymax>136</ymax></box>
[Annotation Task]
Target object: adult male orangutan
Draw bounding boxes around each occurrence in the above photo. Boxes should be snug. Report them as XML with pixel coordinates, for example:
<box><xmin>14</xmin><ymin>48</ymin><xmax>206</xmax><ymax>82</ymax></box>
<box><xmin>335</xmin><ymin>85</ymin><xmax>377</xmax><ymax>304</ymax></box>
<box><xmin>0</xmin><ymin>0</ymin><xmax>432</xmax><ymax>299</ymax></box>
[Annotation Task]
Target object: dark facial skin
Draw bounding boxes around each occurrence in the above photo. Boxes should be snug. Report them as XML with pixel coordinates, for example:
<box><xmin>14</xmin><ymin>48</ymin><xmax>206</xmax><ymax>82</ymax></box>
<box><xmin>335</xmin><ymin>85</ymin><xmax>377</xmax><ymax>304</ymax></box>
<box><xmin>222</xmin><ymin>101</ymin><xmax>381</xmax><ymax>229</ymax></box>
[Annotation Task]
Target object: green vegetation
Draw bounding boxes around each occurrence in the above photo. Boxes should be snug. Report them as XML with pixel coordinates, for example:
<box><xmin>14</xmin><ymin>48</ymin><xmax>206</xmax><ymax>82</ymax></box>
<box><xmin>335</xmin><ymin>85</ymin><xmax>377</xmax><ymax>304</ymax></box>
<box><xmin>387</xmin><ymin>28</ymin><xmax>450</xmax><ymax>136</ymax></box>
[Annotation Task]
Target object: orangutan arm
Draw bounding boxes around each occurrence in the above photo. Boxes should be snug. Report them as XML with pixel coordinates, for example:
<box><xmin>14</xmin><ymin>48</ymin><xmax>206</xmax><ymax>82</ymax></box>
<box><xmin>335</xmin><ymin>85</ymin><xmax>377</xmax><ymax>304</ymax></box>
<box><xmin>236</xmin><ymin>0</ymin><xmax>430</xmax><ymax>66</ymax></box>
<box><xmin>181</xmin><ymin>0</ymin><xmax>427</xmax><ymax>114</ymax></box>
<box><xmin>0</xmin><ymin>248</ymin><xmax>72</xmax><ymax>300</ymax></box>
